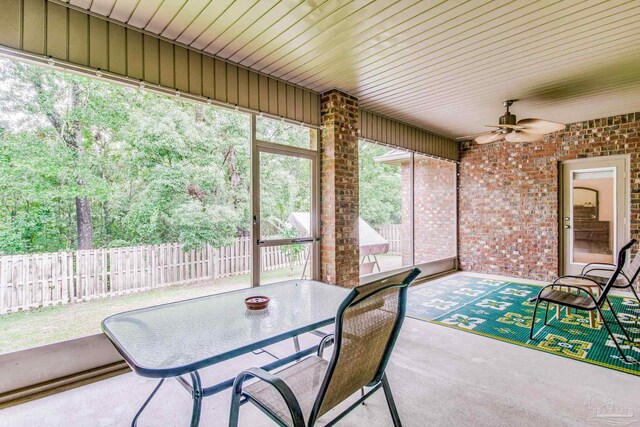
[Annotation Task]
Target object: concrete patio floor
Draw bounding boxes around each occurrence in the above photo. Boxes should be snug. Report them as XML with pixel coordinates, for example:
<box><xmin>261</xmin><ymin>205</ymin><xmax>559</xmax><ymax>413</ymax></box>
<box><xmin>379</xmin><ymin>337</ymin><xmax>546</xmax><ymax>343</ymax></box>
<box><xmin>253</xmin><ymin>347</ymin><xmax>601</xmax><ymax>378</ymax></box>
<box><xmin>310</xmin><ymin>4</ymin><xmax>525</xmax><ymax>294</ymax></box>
<box><xmin>1</xmin><ymin>311</ymin><xmax>638</xmax><ymax>426</ymax></box>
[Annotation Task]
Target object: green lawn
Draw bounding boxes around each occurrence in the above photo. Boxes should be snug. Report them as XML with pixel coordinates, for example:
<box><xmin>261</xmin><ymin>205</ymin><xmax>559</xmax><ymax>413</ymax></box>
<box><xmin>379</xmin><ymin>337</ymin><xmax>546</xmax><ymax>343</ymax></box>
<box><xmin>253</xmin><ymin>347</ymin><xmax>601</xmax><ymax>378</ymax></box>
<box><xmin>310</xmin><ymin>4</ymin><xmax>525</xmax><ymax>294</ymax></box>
<box><xmin>0</xmin><ymin>265</ymin><xmax>307</xmax><ymax>354</ymax></box>
<box><xmin>0</xmin><ymin>257</ymin><xmax>409</xmax><ymax>354</ymax></box>
<box><xmin>375</xmin><ymin>253</ymin><xmax>403</xmax><ymax>272</ymax></box>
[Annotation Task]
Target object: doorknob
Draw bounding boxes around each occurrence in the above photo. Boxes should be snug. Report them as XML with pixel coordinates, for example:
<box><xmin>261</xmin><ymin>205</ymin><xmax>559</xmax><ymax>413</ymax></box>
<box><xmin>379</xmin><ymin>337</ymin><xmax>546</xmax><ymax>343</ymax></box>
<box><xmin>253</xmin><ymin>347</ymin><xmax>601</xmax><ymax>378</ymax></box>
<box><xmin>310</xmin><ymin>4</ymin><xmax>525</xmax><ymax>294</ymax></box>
<box><xmin>564</xmin><ymin>225</ymin><xmax>571</xmax><ymax>229</ymax></box>
<box><xmin>564</xmin><ymin>217</ymin><xmax>570</xmax><ymax>221</ymax></box>
<box><xmin>290</xmin><ymin>237</ymin><xmax>314</xmax><ymax>243</ymax></box>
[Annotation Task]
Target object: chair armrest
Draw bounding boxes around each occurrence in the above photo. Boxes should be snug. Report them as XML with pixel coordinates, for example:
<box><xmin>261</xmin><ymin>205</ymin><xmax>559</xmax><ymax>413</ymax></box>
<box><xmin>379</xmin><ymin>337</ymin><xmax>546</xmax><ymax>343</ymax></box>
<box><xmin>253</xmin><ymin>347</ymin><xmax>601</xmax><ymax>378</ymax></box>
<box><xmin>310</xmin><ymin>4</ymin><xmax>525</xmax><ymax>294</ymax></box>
<box><xmin>583</xmin><ymin>267</ymin><xmax>623</xmax><ymax>281</ymax></box>
<box><xmin>585</xmin><ymin>270</ymin><xmax>632</xmax><ymax>285</ymax></box>
<box><xmin>317</xmin><ymin>334</ymin><xmax>335</xmax><ymax>357</ymax></box>
<box><xmin>551</xmin><ymin>284</ymin><xmax>594</xmax><ymax>296</ymax></box>
<box><xmin>581</xmin><ymin>269</ymin><xmax>618</xmax><ymax>283</ymax></box>
<box><xmin>552</xmin><ymin>275</ymin><xmax>601</xmax><ymax>287</ymax></box>
<box><xmin>621</xmin><ymin>271</ymin><xmax>632</xmax><ymax>283</ymax></box>
<box><xmin>538</xmin><ymin>283</ymin><xmax>598</xmax><ymax>302</ymax></box>
<box><xmin>581</xmin><ymin>262</ymin><xmax>615</xmax><ymax>275</ymax></box>
<box><xmin>233</xmin><ymin>367</ymin><xmax>305</xmax><ymax>426</ymax></box>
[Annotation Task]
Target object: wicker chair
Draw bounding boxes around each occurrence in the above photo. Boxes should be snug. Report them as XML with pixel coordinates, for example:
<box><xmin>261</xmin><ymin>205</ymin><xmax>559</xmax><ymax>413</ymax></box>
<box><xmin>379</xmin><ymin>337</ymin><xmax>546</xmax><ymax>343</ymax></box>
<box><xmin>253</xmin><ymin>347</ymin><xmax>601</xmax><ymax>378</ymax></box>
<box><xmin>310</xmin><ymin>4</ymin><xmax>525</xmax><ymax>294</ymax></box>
<box><xmin>580</xmin><ymin>240</ymin><xmax>640</xmax><ymax>305</ymax></box>
<box><xmin>229</xmin><ymin>268</ymin><xmax>421</xmax><ymax>427</ymax></box>
<box><xmin>529</xmin><ymin>239</ymin><xmax>636</xmax><ymax>362</ymax></box>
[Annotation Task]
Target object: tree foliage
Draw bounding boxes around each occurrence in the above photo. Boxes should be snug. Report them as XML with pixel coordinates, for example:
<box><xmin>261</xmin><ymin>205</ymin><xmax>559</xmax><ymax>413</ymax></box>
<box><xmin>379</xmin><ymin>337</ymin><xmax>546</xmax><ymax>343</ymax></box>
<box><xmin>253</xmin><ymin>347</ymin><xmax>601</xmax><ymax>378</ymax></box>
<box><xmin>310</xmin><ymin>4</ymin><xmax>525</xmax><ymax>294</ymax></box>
<box><xmin>358</xmin><ymin>141</ymin><xmax>402</xmax><ymax>228</ymax></box>
<box><xmin>0</xmin><ymin>59</ymin><xmax>251</xmax><ymax>254</ymax></box>
<box><xmin>0</xmin><ymin>58</ymin><xmax>400</xmax><ymax>256</ymax></box>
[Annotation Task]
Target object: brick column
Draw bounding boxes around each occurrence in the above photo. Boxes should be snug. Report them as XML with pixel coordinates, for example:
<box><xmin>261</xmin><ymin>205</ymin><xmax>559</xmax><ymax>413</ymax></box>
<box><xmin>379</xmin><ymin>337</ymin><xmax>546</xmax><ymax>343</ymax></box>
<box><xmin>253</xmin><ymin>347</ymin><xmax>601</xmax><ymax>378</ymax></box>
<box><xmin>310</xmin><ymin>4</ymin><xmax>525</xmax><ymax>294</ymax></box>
<box><xmin>320</xmin><ymin>89</ymin><xmax>360</xmax><ymax>287</ymax></box>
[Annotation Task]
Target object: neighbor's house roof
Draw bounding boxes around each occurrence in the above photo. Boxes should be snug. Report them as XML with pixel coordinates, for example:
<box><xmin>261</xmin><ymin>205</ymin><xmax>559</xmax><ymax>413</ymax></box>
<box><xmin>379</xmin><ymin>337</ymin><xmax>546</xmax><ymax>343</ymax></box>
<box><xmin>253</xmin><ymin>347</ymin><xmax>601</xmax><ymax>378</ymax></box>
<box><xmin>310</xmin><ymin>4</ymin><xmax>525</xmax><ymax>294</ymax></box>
<box><xmin>374</xmin><ymin>150</ymin><xmax>412</xmax><ymax>165</ymax></box>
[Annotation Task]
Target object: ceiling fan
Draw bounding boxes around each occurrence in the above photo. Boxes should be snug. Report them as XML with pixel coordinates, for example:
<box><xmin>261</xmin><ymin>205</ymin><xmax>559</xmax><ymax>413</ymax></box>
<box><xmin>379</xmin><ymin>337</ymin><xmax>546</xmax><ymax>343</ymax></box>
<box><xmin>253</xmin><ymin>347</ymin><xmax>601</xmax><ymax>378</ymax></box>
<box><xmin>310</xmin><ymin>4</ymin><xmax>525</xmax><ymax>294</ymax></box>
<box><xmin>457</xmin><ymin>100</ymin><xmax>566</xmax><ymax>144</ymax></box>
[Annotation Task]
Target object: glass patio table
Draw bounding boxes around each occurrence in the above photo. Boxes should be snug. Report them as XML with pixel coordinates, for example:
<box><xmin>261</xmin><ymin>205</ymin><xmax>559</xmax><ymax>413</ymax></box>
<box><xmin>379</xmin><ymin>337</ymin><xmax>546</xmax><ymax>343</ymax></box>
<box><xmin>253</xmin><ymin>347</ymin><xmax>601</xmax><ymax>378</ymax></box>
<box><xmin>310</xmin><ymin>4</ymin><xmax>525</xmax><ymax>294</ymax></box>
<box><xmin>102</xmin><ymin>280</ymin><xmax>351</xmax><ymax>426</ymax></box>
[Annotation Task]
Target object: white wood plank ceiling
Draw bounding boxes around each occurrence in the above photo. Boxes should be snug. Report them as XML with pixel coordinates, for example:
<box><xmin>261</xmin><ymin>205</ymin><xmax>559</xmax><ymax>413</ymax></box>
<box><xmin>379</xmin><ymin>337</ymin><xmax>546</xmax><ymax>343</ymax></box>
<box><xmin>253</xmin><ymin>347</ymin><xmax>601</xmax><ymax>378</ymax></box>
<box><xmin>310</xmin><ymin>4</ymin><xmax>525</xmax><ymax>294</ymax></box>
<box><xmin>65</xmin><ymin>0</ymin><xmax>640</xmax><ymax>138</ymax></box>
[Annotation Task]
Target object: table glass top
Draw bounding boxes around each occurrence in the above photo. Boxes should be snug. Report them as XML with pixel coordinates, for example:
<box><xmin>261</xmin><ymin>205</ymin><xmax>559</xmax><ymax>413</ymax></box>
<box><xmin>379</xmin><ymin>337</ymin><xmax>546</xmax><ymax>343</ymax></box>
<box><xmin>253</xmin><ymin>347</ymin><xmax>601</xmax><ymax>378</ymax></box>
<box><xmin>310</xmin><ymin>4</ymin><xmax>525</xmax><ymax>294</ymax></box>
<box><xmin>102</xmin><ymin>280</ymin><xmax>351</xmax><ymax>377</ymax></box>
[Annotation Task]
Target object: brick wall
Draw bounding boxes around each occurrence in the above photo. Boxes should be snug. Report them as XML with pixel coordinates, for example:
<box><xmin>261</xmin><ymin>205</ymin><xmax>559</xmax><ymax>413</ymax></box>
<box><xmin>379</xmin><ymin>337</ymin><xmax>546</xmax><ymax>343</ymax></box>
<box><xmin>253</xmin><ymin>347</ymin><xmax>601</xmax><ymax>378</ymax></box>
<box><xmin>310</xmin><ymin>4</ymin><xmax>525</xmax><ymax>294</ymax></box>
<box><xmin>414</xmin><ymin>156</ymin><xmax>457</xmax><ymax>263</ymax></box>
<box><xmin>458</xmin><ymin>112</ymin><xmax>640</xmax><ymax>281</ymax></box>
<box><xmin>399</xmin><ymin>156</ymin><xmax>457</xmax><ymax>265</ymax></box>
<box><xmin>320</xmin><ymin>89</ymin><xmax>360</xmax><ymax>287</ymax></box>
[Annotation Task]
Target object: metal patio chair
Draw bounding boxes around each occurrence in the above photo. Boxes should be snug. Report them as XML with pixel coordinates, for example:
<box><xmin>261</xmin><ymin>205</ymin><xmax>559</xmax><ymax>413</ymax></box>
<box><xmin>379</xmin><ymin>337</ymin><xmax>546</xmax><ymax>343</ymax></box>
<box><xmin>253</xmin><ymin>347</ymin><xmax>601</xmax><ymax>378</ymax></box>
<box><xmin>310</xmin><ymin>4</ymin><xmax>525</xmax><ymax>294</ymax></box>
<box><xmin>580</xmin><ymin>241</ymin><xmax>640</xmax><ymax>305</ymax></box>
<box><xmin>544</xmin><ymin>239</ymin><xmax>639</xmax><ymax>328</ymax></box>
<box><xmin>529</xmin><ymin>239</ymin><xmax>637</xmax><ymax>362</ymax></box>
<box><xmin>229</xmin><ymin>268</ymin><xmax>421</xmax><ymax>427</ymax></box>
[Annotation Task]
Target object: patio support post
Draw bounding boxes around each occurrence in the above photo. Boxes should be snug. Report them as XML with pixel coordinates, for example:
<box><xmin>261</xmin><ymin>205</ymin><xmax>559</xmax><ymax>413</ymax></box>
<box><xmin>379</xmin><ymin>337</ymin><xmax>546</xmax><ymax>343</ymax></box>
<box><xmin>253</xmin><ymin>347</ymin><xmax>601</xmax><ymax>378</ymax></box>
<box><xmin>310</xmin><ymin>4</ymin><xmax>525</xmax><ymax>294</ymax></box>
<box><xmin>320</xmin><ymin>89</ymin><xmax>360</xmax><ymax>287</ymax></box>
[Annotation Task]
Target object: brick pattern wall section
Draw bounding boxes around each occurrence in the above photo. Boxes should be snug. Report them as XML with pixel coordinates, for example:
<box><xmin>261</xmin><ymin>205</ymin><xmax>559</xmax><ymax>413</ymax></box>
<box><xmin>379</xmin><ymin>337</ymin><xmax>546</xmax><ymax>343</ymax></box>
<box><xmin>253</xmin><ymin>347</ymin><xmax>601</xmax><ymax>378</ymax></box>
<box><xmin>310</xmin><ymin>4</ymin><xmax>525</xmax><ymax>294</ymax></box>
<box><xmin>320</xmin><ymin>90</ymin><xmax>360</xmax><ymax>287</ymax></box>
<box><xmin>400</xmin><ymin>156</ymin><xmax>457</xmax><ymax>265</ymax></box>
<box><xmin>458</xmin><ymin>112</ymin><xmax>640</xmax><ymax>281</ymax></box>
<box><xmin>414</xmin><ymin>156</ymin><xmax>457</xmax><ymax>263</ymax></box>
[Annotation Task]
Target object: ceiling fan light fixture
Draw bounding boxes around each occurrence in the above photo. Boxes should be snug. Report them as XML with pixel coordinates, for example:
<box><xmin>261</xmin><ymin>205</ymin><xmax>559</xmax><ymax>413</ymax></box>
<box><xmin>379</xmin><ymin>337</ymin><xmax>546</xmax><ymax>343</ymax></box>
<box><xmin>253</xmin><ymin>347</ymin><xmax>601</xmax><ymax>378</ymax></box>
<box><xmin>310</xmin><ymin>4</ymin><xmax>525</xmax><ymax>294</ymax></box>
<box><xmin>499</xmin><ymin>99</ymin><xmax>517</xmax><ymax>126</ymax></box>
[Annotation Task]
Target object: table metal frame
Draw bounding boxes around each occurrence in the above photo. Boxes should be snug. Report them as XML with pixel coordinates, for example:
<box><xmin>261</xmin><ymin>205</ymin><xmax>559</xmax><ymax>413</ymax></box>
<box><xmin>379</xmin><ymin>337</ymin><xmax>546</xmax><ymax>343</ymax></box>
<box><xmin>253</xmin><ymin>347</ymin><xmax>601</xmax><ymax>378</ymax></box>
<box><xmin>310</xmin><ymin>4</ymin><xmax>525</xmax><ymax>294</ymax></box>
<box><xmin>102</xmin><ymin>282</ymin><xmax>346</xmax><ymax>426</ymax></box>
<box><xmin>129</xmin><ymin>332</ymin><xmax>326</xmax><ymax>426</ymax></box>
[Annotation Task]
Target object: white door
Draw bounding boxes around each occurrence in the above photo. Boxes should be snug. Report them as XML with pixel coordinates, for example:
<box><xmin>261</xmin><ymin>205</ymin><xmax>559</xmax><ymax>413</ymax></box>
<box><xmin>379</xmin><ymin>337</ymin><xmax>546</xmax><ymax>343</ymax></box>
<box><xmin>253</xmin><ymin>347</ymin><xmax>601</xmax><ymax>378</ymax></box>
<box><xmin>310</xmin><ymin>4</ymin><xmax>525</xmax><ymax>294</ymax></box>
<box><xmin>251</xmin><ymin>116</ymin><xmax>320</xmax><ymax>287</ymax></box>
<box><xmin>561</xmin><ymin>156</ymin><xmax>629</xmax><ymax>275</ymax></box>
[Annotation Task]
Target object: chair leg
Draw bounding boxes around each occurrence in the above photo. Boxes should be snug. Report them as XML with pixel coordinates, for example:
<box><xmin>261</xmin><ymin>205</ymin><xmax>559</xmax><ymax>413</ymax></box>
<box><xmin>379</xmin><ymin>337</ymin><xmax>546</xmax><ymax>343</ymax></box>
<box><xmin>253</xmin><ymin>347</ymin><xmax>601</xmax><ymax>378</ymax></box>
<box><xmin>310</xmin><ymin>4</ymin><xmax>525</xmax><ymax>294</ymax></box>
<box><xmin>381</xmin><ymin>374</ymin><xmax>402</xmax><ymax>427</ymax></box>
<box><xmin>594</xmin><ymin>288</ymin><xmax>602</xmax><ymax>323</ymax></box>
<box><xmin>530</xmin><ymin>299</ymin><xmax>541</xmax><ymax>339</ymax></box>
<box><xmin>630</xmin><ymin>285</ymin><xmax>640</xmax><ymax>306</ymax></box>
<box><xmin>595</xmin><ymin>306</ymin><xmax>631</xmax><ymax>363</ymax></box>
<box><xmin>131</xmin><ymin>379</ymin><xmax>164</xmax><ymax>427</ymax></box>
<box><xmin>606</xmin><ymin>298</ymin><xmax>632</xmax><ymax>342</ymax></box>
<box><xmin>189</xmin><ymin>372</ymin><xmax>203</xmax><ymax>427</ymax></box>
<box><xmin>543</xmin><ymin>303</ymin><xmax>550</xmax><ymax>325</ymax></box>
<box><xmin>588</xmin><ymin>311</ymin><xmax>596</xmax><ymax>329</ymax></box>
<box><xmin>229</xmin><ymin>387</ymin><xmax>242</xmax><ymax>427</ymax></box>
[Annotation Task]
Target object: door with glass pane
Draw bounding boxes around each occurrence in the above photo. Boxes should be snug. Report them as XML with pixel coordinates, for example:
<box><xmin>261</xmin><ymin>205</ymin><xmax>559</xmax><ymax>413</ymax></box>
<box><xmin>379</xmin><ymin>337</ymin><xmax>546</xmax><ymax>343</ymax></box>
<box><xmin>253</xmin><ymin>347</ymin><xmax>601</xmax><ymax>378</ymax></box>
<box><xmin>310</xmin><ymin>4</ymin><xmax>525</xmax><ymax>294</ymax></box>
<box><xmin>561</xmin><ymin>156</ymin><xmax>628</xmax><ymax>276</ymax></box>
<box><xmin>252</xmin><ymin>121</ymin><xmax>319</xmax><ymax>286</ymax></box>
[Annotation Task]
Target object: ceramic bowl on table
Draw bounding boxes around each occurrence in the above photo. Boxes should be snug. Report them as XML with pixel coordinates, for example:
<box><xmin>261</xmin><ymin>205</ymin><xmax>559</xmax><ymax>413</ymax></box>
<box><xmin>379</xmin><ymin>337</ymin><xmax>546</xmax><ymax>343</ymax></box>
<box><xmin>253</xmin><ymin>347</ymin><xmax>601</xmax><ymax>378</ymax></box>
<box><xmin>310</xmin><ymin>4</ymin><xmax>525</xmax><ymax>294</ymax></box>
<box><xmin>244</xmin><ymin>296</ymin><xmax>270</xmax><ymax>310</ymax></box>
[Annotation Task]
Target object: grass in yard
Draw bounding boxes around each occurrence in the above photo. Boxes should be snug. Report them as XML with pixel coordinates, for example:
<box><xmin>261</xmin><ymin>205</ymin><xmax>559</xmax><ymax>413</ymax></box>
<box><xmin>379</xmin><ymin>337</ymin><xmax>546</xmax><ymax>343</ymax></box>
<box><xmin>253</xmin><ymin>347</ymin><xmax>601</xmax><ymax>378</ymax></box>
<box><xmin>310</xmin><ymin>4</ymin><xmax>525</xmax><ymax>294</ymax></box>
<box><xmin>375</xmin><ymin>254</ymin><xmax>403</xmax><ymax>272</ymax></box>
<box><xmin>0</xmin><ymin>265</ymin><xmax>307</xmax><ymax>354</ymax></box>
<box><xmin>0</xmin><ymin>258</ymin><xmax>411</xmax><ymax>354</ymax></box>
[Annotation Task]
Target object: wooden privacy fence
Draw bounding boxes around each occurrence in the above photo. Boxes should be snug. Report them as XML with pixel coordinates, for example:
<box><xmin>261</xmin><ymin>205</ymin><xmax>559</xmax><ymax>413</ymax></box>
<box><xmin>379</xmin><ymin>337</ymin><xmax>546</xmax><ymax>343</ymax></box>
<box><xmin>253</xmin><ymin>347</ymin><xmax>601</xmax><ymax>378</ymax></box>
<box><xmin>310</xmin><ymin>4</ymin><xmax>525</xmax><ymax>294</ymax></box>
<box><xmin>0</xmin><ymin>238</ymin><xmax>304</xmax><ymax>313</ymax></box>
<box><xmin>377</xmin><ymin>224</ymin><xmax>402</xmax><ymax>254</ymax></box>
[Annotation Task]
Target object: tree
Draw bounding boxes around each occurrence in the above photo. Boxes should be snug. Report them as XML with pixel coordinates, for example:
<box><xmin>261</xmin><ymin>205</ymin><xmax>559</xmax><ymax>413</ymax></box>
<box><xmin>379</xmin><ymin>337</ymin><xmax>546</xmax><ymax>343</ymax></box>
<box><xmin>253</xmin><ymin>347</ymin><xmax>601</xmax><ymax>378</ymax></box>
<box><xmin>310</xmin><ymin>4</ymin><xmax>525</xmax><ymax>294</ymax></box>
<box><xmin>0</xmin><ymin>60</ymin><xmax>131</xmax><ymax>249</ymax></box>
<box><xmin>0</xmin><ymin>57</ymin><xmax>254</xmax><ymax>254</ymax></box>
<box><xmin>0</xmin><ymin>57</ymin><xmax>331</xmax><ymax>258</ymax></box>
<box><xmin>358</xmin><ymin>141</ymin><xmax>402</xmax><ymax>228</ymax></box>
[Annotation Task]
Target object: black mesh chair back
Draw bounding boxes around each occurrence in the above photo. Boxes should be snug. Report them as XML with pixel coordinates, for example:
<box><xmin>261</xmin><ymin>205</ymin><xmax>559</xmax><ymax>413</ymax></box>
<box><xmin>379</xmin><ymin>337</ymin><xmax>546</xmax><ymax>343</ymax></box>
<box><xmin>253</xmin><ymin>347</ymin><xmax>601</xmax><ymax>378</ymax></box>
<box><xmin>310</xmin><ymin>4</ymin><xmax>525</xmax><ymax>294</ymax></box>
<box><xmin>595</xmin><ymin>239</ymin><xmax>635</xmax><ymax>307</ymax></box>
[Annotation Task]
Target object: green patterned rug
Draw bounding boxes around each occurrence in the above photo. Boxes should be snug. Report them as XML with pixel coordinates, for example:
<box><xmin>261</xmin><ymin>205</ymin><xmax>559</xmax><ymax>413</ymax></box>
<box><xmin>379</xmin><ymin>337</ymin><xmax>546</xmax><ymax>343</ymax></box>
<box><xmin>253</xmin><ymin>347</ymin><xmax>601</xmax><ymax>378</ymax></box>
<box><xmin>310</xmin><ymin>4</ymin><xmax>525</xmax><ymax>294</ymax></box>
<box><xmin>406</xmin><ymin>274</ymin><xmax>640</xmax><ymax>375</ymax></box>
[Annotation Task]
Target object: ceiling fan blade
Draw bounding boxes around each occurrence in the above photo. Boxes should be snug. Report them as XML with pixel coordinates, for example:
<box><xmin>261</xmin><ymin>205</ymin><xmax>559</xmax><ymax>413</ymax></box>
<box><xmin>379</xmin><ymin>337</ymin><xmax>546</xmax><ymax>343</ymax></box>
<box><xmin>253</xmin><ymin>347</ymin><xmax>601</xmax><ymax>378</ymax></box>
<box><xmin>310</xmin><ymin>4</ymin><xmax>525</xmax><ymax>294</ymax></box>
<box><xmin>485</xmin><ymin>124</ymin><xmax>526</xmax><ymax>130</ymax></box>
<box><xmin>505</xmin><ymin>131</ymin><xmax>544</xmax><ymax>143</ymax></box>
<box><xmin>517</xmin><ymin>118</ymin><xmax>565</xmax><ymax>134</ymax></box>
<box><xmin>456</xmin><ymin>131</ymin><xmax>494</xmax><ymax>141</ymax></box>
<box><xmin>475</xmin><ymin>132</ymin><xmax>505</xmax><ymax>144</ymax></box>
